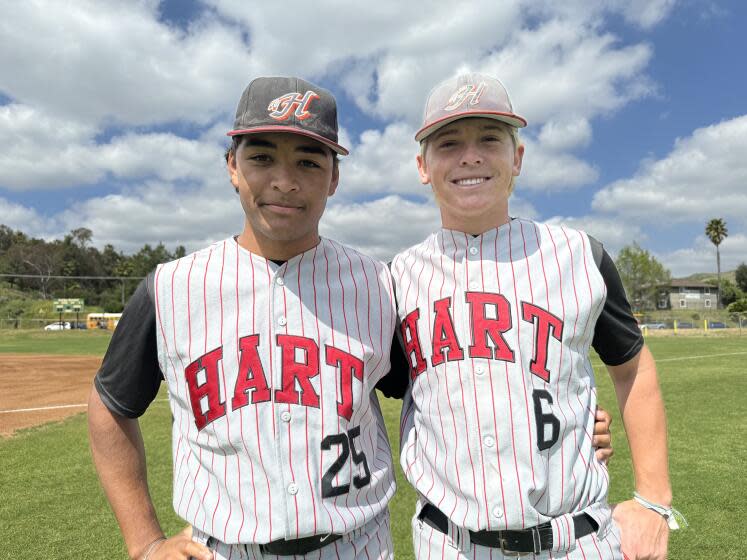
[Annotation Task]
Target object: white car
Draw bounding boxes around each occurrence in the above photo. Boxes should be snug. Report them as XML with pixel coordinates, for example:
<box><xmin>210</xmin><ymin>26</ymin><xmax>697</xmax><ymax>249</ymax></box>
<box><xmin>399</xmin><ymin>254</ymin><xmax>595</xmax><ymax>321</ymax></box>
<box><xmin>44</xmin><ymin>321</ymin><xmax>71</xmax><ymax>331</ymax></box>
<box><xmin>640</xmin><ymin>322</ymin><xmax>667</xmax><ymax>330</ymax></box>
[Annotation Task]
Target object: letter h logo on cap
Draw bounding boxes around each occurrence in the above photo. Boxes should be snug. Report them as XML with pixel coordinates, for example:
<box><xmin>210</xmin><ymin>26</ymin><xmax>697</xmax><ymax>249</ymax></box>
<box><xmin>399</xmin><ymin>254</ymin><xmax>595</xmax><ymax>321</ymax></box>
<box><xmin>268</xmin><ymin>91</ymin><xmax>321</xmax><ymax>121</ymax></box>
<box><xmin>444</xmin><ymin>82</ymin><xmax>487</xmax><ymax>111</ymax></box>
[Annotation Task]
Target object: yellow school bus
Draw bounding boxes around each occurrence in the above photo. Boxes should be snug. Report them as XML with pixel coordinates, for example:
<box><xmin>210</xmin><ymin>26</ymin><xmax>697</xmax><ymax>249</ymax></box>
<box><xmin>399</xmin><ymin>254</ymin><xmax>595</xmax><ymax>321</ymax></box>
<box><xmin>86</xmin><ymin>312</ymin><xmax>123</xmax><ymax>330</ymax></box>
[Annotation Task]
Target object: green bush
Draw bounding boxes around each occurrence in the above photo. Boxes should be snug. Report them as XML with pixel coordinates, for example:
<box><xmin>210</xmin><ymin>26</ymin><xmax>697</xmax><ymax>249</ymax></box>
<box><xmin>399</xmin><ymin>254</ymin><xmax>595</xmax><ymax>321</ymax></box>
<box><xmin>727</xmin><ymin>298</ymin><xmax>747</xmax><ymax>313</ymax></box>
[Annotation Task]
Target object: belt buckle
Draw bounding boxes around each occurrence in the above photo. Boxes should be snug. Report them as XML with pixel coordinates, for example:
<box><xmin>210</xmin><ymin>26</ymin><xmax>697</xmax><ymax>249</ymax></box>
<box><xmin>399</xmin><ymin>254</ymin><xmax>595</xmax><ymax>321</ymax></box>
<box><xmin>498</xmin><ymin>526</ymin><xmax>541</xmax><ymax>557</ymax></box>
<box><xmin>498</xmin><ymin>542</ymin><xmax>530</xmax><ymax>558</ymax></box>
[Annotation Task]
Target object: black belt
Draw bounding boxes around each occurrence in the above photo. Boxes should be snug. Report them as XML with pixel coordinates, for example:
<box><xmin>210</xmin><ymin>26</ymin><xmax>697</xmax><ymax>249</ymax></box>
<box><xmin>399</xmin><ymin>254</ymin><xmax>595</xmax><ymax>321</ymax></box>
<box><xmin>419</xmin><ymin>503</ymin><xmax>597</xmax><ymax>555</ymax></box>
<box><xmin>258</xmin><ymin>533</ymin><xmax>342</xmax><ymax>556</ymax></box>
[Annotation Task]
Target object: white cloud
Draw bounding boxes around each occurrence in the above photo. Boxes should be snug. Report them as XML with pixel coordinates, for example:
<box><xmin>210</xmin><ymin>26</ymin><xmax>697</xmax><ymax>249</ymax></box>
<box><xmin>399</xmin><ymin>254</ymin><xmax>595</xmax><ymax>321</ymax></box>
<box><xmin>661</xmin><ymin>233</ymin><xmax>747</xmax><ymax>278</ymax></box>
<box><xmin>337</xmin><ymin>123</ymin><xmax>421</xmax><ymax>200</ymax></box>
<box><xmin>543</xmin><ymin>214</ymin><xmax>644</xmax><ymax>254</ymax></box>
<box><xmin>98</xmin><ymin>133</ymin><xmax>224</xmax><ymax>184</ymax></box>
<box><xmin>320</xmin><ymin>195</ymin><xmax>442</xmax><ymax>261</ymax></box>
<box><xmin>56</xmin><ymin>179</ymin><xmax>244</xmax><ymax>253</ymax></box>
<box><xmin>487</xmin><ymin>21</ymin><xmax>655</xmax><ymax>127</ymax></box>
<box><xmin>0</xmin><ymin>104</ymin><xmax>103</xmax><ymax>189</ymax></box>
<box><xmin>207</xmin><ymin>0</ymin><xmax>658</xmax><ymax>132</ymax></box>
<box><xmin>523</xmin><ymin>0</ymin><xmax>676</xmax><ymax>30</ymax></box>
<box><xmin>520</xmin><ymin>136</ymin><xmax>599</xmax><ymax>190</ymax></box>
<box><xmin>0</xmin><ymin>0</ymin><xmax>251</xmax><ymax>127</ymax></box>
<box><xmin>537</xmin><ymin>119</ymin><xmax>593</xmax><ymax>151</ymax></box>
<box><xmin>508</xmin><ymin>196</ymin><xmax>540</xmax><ymax>221</ymax></box>
<box><xmin>0</xmin><ymin>197</ymin><xmax>52</xmax><ymax>235</ymax></box>
<box><xmin>617</xmin><ymin>0</ymin><xmax>677</xmax><ymax>29</ymax></box>
<box><xmin>592</xmin><ymin>115</ymin><xmax>747</xmax><ymax>226</ymax></box>
<box><xmin>209</xmin><ymin>1</ymin><xmax>521</xmax><ymax>91</ymax></box>
<box><xmin>1</xmin><ymin>0</ymin><xmax>666</xmax><ymax>197</ymax></box>
<box><xmin>2</xmin><ymin>0</ymin><xmax>692</xmax><ymax>265</ymax></box>
<box><xmin>0</xmin><ymin>103</ymin><xmax>224</xmax><ymax>190</ymax></box>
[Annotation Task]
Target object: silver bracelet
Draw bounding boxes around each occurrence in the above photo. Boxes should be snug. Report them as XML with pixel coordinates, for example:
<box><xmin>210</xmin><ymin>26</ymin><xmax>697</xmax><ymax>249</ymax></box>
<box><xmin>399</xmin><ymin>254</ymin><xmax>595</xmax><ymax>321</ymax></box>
<box><xmin>141</xmin><ymin>536</ymin><xmax>167</xmax><ymax>560</ymax></box>
<box><xmin>633</xmin><ymin>492</ymin><xmax>688</xmax><ymax>530</ymax></box>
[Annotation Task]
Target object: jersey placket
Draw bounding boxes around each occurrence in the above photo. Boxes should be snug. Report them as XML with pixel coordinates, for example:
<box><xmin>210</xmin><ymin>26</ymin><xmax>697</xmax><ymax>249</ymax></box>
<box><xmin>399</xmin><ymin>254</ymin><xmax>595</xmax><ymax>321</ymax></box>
<box><xmin>460</xmin><ymin>235</ymin><xmax>486</xmax><ymax>526</ymax></box>
<box><xmin>270</xmin><ymin>262</ymin><xmax>299</xmax><ymax>539</ymax></box>
<box><xmin>471</xmin><ymin>232</ymin><xmax>507</xmax><ymax>529</ymax></box>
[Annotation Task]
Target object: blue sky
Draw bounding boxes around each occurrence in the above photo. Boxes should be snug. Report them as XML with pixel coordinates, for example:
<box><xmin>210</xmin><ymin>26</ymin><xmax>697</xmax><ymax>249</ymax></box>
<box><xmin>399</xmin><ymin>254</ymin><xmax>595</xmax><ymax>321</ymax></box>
<box><xmin>1</xmin><ymin>0</ymin><xmax>745</xmax><ymax>277</ymax></box>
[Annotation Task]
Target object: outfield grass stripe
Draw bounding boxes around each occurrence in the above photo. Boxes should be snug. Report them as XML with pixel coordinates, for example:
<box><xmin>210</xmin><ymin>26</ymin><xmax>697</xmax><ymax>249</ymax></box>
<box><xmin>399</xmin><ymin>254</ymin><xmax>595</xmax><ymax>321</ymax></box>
<box><xmin>0</xmin><ymin>398</ymin><xmax>170</xmax><ymax>415</ymax></box>
<box><xmin>589</xmin><ymin>350</ymin><xmax>747</xmax><ymax>367</ymax></box>
<box><xmin>653</xmin><ymin>350</ymin><xmax>747</xmax><ymax>362</ymax></box>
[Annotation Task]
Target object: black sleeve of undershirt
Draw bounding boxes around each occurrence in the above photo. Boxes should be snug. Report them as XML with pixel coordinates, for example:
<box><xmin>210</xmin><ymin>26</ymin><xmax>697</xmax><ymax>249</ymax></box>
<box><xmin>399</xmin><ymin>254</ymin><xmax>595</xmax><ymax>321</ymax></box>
<box><xmin>590</xmin><ymin>238</ymin><xmax>645</xmax><ymax>366</ymax></box>
<box><xmin>375</xmin><ymin>332</ymin><xmax>410</xmax><ymax>400</ymax></box>
<box><xmin>93</xmin><ymin>273</ymin><xmax>162</xmax><ymax>418</ymax></box>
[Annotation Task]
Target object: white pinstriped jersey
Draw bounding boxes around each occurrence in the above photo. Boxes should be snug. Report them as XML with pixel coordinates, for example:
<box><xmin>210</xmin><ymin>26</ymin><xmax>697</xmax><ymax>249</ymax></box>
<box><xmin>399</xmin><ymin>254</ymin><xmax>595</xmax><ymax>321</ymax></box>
<box><xmin>153</xmin><ymin>236</ymin><xmax>397</xmax><ymax>545</ymax></box>
<box><xmin>393</xmin><ymin>219</ymin><xmax>612</xmax><ymax>534</ymax></box>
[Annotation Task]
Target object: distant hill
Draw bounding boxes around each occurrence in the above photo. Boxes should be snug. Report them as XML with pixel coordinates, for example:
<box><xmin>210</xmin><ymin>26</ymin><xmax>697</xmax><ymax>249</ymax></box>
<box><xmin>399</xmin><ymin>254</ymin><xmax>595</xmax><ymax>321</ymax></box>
<box><xmin>679</xmin><ymin>270</ymin><xmax>737</xmax><ymax>283</ymax></box>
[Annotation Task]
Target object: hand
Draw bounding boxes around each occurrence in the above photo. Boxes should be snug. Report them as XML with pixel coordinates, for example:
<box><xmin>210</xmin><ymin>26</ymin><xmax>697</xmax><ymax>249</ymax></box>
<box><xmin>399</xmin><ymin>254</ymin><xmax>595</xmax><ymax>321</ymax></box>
<box><xmin>142</xmin><ymin>533</ymin><xmax>213</xmax><ymax>560</ymax></box>
<box><xmin>593</xmin><ymin>406</ymin><xmax>613</xmax><ymax>464</ymax></box>
<box><xmin>612</xmin><ymin>499</ymin><xmax>669</xmax><ymax>560</ymax></box>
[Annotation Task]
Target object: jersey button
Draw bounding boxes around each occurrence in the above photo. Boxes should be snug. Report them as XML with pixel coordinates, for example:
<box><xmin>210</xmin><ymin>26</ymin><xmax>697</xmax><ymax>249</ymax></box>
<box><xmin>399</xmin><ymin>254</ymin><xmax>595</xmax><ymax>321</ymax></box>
<box><xmin>492</xmin><ymin>506</ymin><xmax>504</xmax><ymax>519</ymax></box>
<box><xmin>276</xmin><ymin>277</ymin><xmax>285</xmax><ymax>286</ymax></box>
<box><xmin>287</xmin><ymin>483</ymin><xmax>298</xmax><ymax>495</ymax></box>
<box><xmin>469</xmin><ymin>281</ymin><xmax>478</xmax><ymax>289</ymax></box>
<box><xmin>475</xmin><ymin>365</ymin><xmax>484</xmax><ymax>376</ymax></box>
<box><xmin>281</xmin><ymin>411</ymin><xmax>291</xmax><ymax>422</ymax></box>
<box><xmin>278</xmin><ymin>316</ymin><xmax>287</xmax><ymax>326</ymax></box>
<box><xmin>483</xmin><ymin>436</ymin><xmax>495</xmax><ymax>448</ymax></box>
<box><xmin>469</xmin><ymin>247</ymin><xmax>478</xmax><ymax>255</ymax></box>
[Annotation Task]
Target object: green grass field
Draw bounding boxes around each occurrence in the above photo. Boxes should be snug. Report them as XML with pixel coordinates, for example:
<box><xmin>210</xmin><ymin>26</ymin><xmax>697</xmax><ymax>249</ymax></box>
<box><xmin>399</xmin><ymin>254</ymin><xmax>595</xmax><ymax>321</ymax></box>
<box><xmin>1</xmin><ymin>333</ymin><xmax>745</xmax><ymax>558</ymax></box>
<box><xmin>0</xmin><ymin>328</ymin><xmax>113</xmax><ymax>355</ymax></box>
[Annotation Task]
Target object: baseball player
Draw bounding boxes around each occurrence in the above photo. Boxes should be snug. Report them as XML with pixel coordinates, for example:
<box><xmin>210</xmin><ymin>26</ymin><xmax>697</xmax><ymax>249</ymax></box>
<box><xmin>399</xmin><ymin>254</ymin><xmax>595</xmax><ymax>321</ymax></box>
<box><xmin>88</xmin><ymin>76</ymin><xmax>405</xmax><ymax>560</ymax></box>
<box><xmin>392</xmin><ymin>73</ymin><xmax>677</xmax><ymax>559</ymax></box>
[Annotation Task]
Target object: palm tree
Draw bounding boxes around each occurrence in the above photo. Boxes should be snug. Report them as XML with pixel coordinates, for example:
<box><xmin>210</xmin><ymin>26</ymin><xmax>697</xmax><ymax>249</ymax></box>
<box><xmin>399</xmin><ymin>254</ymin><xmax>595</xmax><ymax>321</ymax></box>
<box><xmin>705</xmin><ymin>218</ymin><xmax>728</xmax><ymax>308</ymax></box>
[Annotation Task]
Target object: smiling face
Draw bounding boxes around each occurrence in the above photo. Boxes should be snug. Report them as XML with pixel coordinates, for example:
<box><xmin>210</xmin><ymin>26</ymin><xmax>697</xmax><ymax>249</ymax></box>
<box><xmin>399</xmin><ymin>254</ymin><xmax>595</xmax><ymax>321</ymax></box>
<box><xmin>417</xmin><ymin>117</ymin><xmax>524</xmax><ymax>234</ymax></box>
<box><xmin>227</xmin><ymin>132</ymin><xmax>339</xmax><ymax>260</ymax></box>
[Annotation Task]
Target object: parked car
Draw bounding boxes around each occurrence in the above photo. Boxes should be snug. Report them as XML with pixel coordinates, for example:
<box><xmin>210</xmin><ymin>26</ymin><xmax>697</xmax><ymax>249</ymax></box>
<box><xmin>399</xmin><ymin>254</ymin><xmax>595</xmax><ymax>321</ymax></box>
<box><xmin>44</xmin><ymin>321</ymin><xmax>71</xmax><ymax>331</ymax></box>
<box><xmin>708</xmin><ymin>321</ymin><xmax>727</xmax><ymax>329</ymax></box>
<box><xmin>641</xmin><ymin>322</ymin><xmax>667</xmax><ymax>330</ymax></box>
<box><xmin>676</xmin><ymin>321</ymin><xmax>694</xmax><ymax>329</ymax></box>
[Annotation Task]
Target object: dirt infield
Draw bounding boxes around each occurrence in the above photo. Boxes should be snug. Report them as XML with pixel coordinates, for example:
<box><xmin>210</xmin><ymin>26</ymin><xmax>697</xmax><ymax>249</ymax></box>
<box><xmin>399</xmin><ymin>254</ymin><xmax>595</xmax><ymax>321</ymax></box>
<box><xmin>0</xmin><ymin>354</ymin><xmax>102</xmax><ymax>437</ymax></box>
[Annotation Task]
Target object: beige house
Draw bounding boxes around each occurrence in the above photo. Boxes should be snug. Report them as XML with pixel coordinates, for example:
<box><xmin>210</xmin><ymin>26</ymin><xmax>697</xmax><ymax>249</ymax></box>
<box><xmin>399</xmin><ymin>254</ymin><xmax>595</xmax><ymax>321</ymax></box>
<box><xmin>658</xmin><ymin>279</ymin><xmax>718</xmax><ymax>310</ymax></box>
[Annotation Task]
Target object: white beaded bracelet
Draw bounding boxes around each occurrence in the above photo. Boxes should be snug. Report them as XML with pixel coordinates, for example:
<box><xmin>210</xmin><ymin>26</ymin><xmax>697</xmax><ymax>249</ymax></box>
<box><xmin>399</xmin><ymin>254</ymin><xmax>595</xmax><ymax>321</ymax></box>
<box><xmin>633</xmin><ymin>492</ymin><xmax>688</xmax><ymax>530</ymax></box>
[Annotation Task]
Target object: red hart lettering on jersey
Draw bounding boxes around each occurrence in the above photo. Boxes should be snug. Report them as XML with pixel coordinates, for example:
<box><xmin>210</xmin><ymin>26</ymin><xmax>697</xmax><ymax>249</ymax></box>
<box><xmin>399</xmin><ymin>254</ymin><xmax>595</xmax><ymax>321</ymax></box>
<box><xmin>400</xmin><ymin>291</ymin><xmax>563</xmax><ymax>382</ymax></box>
<box><xmin>184</xmin><ymin>334</ymin><xmax>364</xmax><ymax>431</ymax></box>
<box><xmin>267</xmin><ymin>91</ymin><xmax>320</xmax><ymax>121</ymax></box>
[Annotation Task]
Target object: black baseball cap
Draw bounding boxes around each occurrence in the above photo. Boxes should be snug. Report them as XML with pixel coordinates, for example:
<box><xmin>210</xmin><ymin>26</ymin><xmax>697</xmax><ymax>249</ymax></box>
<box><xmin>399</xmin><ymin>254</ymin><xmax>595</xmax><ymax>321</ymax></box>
<box><xmin>227</xmin><ymin>76</ymin><xmax>349</xmax><ymax>156</ymax></box>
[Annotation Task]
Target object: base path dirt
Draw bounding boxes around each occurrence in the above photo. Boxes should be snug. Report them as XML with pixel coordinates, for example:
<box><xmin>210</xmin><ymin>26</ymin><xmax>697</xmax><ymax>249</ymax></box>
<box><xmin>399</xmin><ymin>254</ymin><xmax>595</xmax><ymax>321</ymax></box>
<box><xmin>0</xmin><ymin>354</ymin><xmax>102</xmax><ymax>437</ymax></box>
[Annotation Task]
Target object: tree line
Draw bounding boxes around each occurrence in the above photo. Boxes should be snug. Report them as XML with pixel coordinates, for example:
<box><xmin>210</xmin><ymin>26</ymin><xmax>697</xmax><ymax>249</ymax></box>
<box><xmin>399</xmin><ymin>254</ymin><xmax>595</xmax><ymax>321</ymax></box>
<box><xmin>2</xmin><ymin>223</ymin><xmax>745</xmax><ymax>315</ymax></box>
<box><xmin>0</xmin><ymin>225</ymin><xmax>185</xmax><ymax>312</ymax></box>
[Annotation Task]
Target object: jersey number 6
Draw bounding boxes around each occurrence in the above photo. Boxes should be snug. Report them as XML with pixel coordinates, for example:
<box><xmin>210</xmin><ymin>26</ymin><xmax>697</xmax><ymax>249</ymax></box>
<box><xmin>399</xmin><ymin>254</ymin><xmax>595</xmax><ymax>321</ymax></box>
<box><xmin>321</xmin><ymin>426</ymin><xmax>371</xmax><ymax>498</ymax></box>
<box><xmin>533</xmin><ymin>389</ymin><xmax>560</xmax><ymax>450</ymax></box>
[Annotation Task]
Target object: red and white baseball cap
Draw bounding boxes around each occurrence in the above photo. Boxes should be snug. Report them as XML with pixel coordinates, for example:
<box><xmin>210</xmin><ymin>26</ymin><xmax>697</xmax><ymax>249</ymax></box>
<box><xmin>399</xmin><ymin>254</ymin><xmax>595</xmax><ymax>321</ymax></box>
<box><xmin>415</xmin><ymin>72</ymin><xmax>527</xmax><ymax>142</ymax></box>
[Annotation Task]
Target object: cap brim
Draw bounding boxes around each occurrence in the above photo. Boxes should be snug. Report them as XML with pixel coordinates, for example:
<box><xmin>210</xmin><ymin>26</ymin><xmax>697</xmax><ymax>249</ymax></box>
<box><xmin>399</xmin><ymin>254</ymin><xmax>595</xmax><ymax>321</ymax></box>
<box><xmin>227</xmin><ymin>126</ymin><xmax>349</xmax><ymax>156</ymax></box>
<box><xmin>415</xmin><ymin>111</ymin><xmax>527</xmax><ymax>142</ymax></box>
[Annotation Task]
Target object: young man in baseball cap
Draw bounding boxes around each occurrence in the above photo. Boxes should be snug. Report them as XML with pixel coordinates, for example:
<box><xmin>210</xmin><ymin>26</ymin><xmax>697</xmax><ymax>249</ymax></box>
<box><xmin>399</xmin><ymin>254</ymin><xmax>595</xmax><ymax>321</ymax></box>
<box><xmin>392</xmin><ymin>73</ymin><xmax>679</xmax><ymax>559</ymax></box>
<box><xmin>88</xmin><ymin>76</ymin><xmax>404</xmax><ymax>559</ymax></box>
